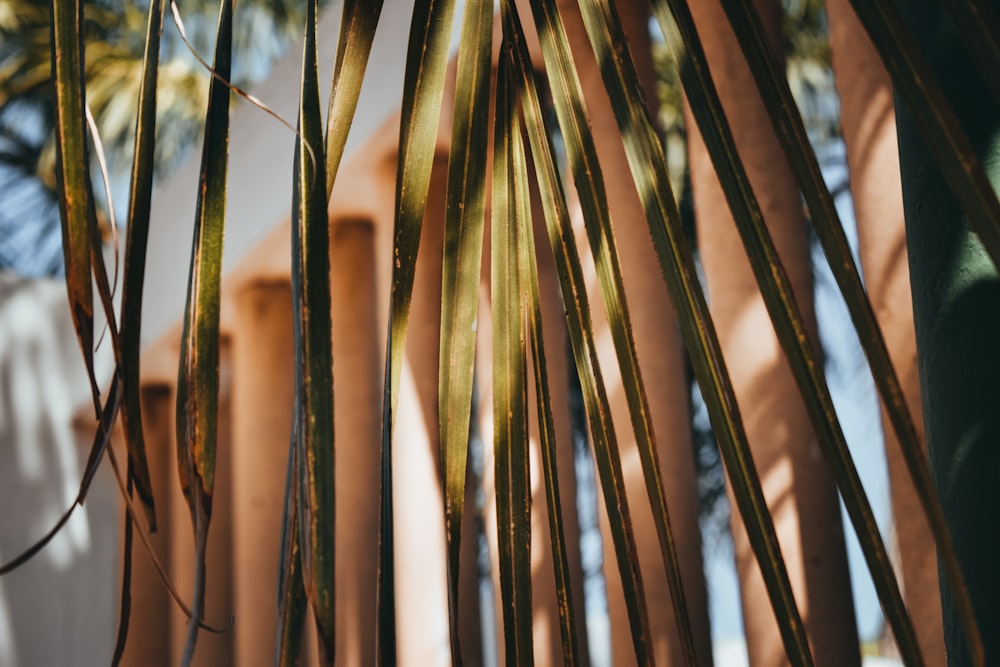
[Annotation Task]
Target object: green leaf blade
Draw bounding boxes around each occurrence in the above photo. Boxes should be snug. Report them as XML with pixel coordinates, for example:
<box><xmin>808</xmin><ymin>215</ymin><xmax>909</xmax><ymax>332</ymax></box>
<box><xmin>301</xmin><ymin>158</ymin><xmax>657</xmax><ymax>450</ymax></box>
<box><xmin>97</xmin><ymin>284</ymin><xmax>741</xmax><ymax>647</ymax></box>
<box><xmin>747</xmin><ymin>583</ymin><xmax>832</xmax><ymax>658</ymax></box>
<box><xmin>119</xmin><ymin>0</ymin><xmax>164</xmax><ymax>532</ymax></box>
<box><xmin>324</xmin><ymin>0</ymin><xmax>384</xmax><ymax>198</ymax></box>
<box><xmin>174</xmin><ymin>1</ymin><xmax>233</xmax><ymax>662</ymax></box>
<box><xmin>377</xmin><ymin>3</ymin><xmax>458</xmax><ymax>656</ymax></box>
<box><xmin>290</xmin><ymin>0</ymin><xmax>335</xmax><ymax>662</ymax></box>
<box><xmin>526</xmin><ymin>0</ymin><xmax>701</xmax><ymax>662</ymax></box>
<box><xmin>51</xmin><ymin>0</ymin><xmax>100</xmax><ymax>416</ymax></box>
<box><xmin>513</xmin><ymin>62</ymin><xmax>581</xmax><ymax>663</ymax></box>
<box><xmin>276</xmin><ymin>431</ymin><xmax>308</xmax><ymax>667</ymax></box>
<box><xmin>384</xmin><ymin>0</ymin><xmax>459</xmax><ymax>431</ymax></box>
<box><xmin>717</xmin><ymin>2</ymin><xmax>980</xmax><ymax>664</ymax></box>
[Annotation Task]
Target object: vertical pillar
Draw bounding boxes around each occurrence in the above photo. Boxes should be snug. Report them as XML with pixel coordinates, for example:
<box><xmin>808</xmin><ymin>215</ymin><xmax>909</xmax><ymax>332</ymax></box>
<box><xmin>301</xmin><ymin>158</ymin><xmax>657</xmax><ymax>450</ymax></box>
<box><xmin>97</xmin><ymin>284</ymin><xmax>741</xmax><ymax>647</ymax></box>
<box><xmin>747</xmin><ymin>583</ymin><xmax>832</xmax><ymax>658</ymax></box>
<box><xmin>119</xmin><ymin>383</ymin><xmax>176</xmax><ymax>667</ymax></box>
<box><xmin>230</xmin><ymin>279</ymin><xmax>295</xmax><ymax>664</ymax></box>
<box><xmin>826</xmin><ymin>0</ymin><xmax>944</xmax><ymax>661</ymax></box>
<box><xmin>169</xmin><ymin>340</ymin><xmax>234</xmax><ymax>666</ymax></box>
<box><xmin>330</xmin><ymin>219</ymin><xmax>381</xmax><ymax>667</ymax></box>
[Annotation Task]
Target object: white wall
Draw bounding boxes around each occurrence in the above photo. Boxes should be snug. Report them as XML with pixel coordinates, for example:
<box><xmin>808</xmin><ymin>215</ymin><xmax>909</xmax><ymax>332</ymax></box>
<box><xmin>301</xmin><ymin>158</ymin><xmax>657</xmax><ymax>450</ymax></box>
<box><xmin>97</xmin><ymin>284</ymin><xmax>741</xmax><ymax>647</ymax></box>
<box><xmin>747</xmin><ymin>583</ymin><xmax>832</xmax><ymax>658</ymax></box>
<box><xmin>0</xmin><ymin>274</ymin><xmax>118</xmax><ymax>667</ymax></box>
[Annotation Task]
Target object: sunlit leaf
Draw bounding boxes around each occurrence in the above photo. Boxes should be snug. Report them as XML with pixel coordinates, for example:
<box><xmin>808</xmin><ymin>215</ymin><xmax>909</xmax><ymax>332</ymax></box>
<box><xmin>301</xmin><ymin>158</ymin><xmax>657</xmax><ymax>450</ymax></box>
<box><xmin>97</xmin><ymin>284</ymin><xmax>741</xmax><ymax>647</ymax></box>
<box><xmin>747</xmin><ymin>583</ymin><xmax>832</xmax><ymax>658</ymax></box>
<box><xmin>383</xmin><ymin>0</ymin><xmax>458</xmax><ymax>426</ymax></box>
<box><xmin>324</xmin><ymin>0</ymin><xmax>384</xmax><ymax>198</ymax></box>
<box><xmin>378</xmin><ymin>0</ymin><xmax>458</xmax><ymax>658</ymax></box>
<box><xmin>512</xmin><ymin>53</ymin><xmax>581</xmax><ymax>661</ymax></box>
<box><xmin>524</xmin><ymin>0</ymin><xmax>701</xmax><ymax>661</ymax></box>
<box><xmin>493</xmin><ymin>51</ymin><xmax>534</xmax><ymax>663</ymax></box>
<box><xmin>23</xmin><ymin>2</ymin><xmax>1000</xmax><ymax>666</ymax></box>
<box><xmin>502</xmin><ymin>4</ymin><xmax>653</xmax><ymax>662</ymax></box>
<box><xmin>550</xmin><ymin>0</ymin><xmax>813</xmax><ymax>661</ymax></box>
<box><xmin>437</xmin><ymin>0</ymin><xmax>492</xmax><ymax>660</ymax></box>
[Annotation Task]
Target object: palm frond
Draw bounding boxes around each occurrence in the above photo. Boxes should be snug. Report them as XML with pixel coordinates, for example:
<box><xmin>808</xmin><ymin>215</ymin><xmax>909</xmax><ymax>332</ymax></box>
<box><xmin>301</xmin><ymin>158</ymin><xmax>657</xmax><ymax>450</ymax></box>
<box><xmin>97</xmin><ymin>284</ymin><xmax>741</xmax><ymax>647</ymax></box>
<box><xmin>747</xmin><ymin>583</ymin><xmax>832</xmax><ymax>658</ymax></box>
<box><xmin>5</xmin><ymin>1</ymin><xmax>998</xmax><ymax>666</ymax></box>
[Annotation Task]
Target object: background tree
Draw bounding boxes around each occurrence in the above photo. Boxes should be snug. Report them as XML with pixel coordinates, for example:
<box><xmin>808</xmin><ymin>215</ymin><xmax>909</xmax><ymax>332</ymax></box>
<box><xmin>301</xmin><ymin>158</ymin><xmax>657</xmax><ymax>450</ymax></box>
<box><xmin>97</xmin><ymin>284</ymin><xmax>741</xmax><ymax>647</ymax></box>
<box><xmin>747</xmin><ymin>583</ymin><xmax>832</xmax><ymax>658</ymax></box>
<box><xmin>0</xmin><ymin>0</ymin><xmax>312</xmax><ymax>275</ymax></box>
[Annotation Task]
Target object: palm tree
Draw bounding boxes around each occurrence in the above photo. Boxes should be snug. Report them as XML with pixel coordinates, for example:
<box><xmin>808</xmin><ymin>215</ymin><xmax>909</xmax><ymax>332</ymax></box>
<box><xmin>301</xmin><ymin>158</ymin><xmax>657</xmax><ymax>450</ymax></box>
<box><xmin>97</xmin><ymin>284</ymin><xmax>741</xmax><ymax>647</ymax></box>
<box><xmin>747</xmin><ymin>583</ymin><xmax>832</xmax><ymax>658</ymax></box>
<box><xmin>0</xmin><ymin>0</ymin><xmax>996</xmax><ymax>665</ymax></box>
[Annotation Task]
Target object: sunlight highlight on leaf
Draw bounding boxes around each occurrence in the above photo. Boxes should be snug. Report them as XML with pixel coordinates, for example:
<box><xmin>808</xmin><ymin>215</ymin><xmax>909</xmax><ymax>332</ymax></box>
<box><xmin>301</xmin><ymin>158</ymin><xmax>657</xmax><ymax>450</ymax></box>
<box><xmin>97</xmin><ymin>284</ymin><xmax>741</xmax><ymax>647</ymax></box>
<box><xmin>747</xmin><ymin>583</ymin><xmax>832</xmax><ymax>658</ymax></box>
<box><xmin>437</xmin><ymin>0</ymin><xmax>492</xmax><ymax>660</ymax></box>
<box><xmin>502</xmin><ymin>4</ymin><xmax>653</xmax><ymax>661</ymax></box>
<box><xmin>21</xmin><ymin>2</ymin><xmax>999</xmax><ymax>665</ymax></box>
<box><xmin>525</xmin><ymin>0</ymin><xmax>700</xmax><ymax>661</ymax></box>
<box><xmin>323</xmin><ymin>0</ymin><xmax>384</xmax><ymax>199</ymax></box>
<box><xmin>383</xmin><ymin>0</ymin><xmax>458</xmax><ymax>429</ymax></box>
<box><xmin>511</xmin><ymin>47</ymin><xmax>581</xmax><ymax>660</ymax></box>
<box><xmin>378</xmin><ymin>0</ymin><xmax>459</xmax><ymax>659</ymax></box>
<box><xmin>492</xmin><ymin>51</ymin><xmax>534</xmax><ymax>663</ymax></box>
<box><xmin>542</xmin><ymin>0</ymin><xmax>813</xmax><ymax>661</ymax></box>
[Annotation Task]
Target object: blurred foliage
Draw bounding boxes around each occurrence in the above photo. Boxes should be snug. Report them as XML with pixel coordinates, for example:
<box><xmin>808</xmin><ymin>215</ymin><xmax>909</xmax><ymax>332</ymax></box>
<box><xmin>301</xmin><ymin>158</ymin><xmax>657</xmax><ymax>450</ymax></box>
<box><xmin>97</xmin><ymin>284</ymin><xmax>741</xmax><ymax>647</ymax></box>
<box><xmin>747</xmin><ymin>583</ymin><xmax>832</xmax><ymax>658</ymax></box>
<box><xmin>652</xmin><ymin>0</ymin><xmax>836</xmax><ymax>196</ymax></box>
<box><xmin>0</xmin><ymin>0</ymin><xmax>322</xmax><ymax>276</ymax></box>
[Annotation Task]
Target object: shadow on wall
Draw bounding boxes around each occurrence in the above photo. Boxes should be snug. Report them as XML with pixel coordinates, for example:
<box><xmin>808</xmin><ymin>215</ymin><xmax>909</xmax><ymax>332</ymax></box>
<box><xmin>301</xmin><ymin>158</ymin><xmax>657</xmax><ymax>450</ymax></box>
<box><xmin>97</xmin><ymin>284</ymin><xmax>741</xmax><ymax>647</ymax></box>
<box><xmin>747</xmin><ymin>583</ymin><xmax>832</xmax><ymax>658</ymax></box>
<box><xmin>0</xmin><ymin>272</ymin><xmax>118</xmax><ymax>667</ymax></box>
